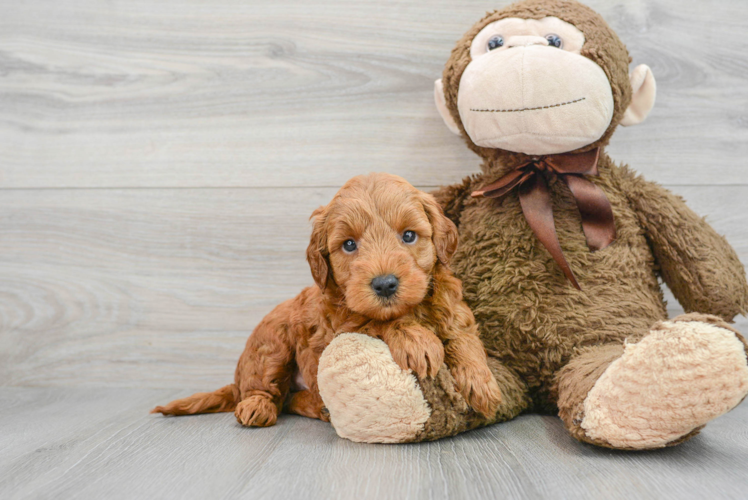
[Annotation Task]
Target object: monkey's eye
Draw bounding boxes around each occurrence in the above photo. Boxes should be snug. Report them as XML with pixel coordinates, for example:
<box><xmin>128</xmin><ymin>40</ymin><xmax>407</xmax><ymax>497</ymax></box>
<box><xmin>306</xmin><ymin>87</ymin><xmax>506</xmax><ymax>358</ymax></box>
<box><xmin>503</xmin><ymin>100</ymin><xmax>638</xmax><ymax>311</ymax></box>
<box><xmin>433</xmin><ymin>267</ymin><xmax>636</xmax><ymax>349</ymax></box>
<box><xmin>342</xmin><ymin>239</ymin><xmax>357</xmax><ymax>253</ymax></box>
<box><xmin>487</xmin><ymin>35</ymin><xmax>504</xmax><ymax>51</ymax></box>
<box><xmin>545</xmin><ymin>34</ymin><xmax>563</xmax><ymax>49</ymax></box>
<box><xmin>402</xmin><ymin>230</ymin><xmax>418</xmax><ymax>244</ymax></box>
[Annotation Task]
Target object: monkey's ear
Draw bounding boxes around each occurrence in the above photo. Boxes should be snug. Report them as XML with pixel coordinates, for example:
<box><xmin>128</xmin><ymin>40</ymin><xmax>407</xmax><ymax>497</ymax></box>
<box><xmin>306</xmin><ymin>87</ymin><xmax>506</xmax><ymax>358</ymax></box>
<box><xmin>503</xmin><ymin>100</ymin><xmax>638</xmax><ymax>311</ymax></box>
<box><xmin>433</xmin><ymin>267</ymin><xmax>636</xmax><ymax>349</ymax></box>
<box><xmin>306</xmin><ymin>206</ymin><xmax>330</xmax><ymax>290</ymax></box>
<box><xmin>434</xmin><ymin>79</ymin><xmax>461</xmax><ymax>135</ymax></box>
<box><xmin>621</xmin><ymin>64</ymin><xmax>657</xmax><ymax>127</ymax></box>
<box><xmin>421</xmin><ymin>192</ymin><xmax>459</xmax><ymax>266</ymax></box>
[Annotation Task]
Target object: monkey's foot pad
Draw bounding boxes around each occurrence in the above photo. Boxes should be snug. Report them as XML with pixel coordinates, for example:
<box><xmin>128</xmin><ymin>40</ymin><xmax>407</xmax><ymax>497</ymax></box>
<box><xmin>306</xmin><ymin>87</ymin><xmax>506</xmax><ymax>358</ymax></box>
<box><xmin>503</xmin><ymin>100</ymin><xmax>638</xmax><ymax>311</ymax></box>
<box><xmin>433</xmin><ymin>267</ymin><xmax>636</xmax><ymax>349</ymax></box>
<box><xmin>581</xmin><ymin>319</ymin><xmax>748</xmax><ymax>449</ymax></box>
<box><xmin>317</xmin><ymin>333</ymin><xmax>431</xmax><ymax>443</ymax></box>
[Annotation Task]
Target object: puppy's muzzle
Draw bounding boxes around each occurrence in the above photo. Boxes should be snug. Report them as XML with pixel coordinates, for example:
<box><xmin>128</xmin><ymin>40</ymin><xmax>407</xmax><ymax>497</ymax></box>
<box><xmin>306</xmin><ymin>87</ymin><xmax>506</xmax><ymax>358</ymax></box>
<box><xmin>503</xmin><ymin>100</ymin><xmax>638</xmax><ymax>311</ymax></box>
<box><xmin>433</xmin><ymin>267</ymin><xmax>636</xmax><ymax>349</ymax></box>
<box><xmin>371</xmin><ymin>274</ymin><xmax>399</xmax><ymax>298</ymax></box>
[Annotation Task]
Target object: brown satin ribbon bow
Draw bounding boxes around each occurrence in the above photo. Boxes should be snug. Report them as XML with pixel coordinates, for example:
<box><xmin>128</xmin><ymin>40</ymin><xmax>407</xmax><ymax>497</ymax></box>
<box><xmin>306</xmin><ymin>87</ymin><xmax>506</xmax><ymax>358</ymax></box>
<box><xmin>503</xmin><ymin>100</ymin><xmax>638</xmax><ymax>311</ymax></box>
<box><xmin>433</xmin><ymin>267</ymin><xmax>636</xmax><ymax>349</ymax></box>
<box><xmin>471</xmin><ymin>148</ymin><xmax>616</xmax><ymax>290</ymax></box>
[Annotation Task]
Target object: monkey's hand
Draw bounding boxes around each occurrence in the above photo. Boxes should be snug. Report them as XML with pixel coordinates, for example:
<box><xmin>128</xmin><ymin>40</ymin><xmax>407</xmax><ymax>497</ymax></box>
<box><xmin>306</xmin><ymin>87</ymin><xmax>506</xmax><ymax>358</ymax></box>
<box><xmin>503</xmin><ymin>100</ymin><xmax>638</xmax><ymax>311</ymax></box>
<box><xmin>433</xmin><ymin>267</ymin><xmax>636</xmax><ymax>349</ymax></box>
<box><xmin>381</xmin><ymin>323</ymin><xmax>445</xmax><ymax>379</ymax></box>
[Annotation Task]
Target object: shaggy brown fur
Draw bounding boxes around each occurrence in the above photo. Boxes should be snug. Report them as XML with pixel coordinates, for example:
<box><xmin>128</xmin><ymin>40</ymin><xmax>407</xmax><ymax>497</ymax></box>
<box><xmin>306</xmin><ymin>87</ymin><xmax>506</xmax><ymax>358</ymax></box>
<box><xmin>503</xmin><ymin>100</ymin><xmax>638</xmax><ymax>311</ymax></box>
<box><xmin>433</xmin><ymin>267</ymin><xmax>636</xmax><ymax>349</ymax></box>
<box><xmin>152</xmin><ymin>173</ymin><xmax>501</xmax><ymax>425</ymax></box>
<box><xmin>382</xmin><ymin>0</ymin><xmax>748</xmax><ymax>445</ymax></box>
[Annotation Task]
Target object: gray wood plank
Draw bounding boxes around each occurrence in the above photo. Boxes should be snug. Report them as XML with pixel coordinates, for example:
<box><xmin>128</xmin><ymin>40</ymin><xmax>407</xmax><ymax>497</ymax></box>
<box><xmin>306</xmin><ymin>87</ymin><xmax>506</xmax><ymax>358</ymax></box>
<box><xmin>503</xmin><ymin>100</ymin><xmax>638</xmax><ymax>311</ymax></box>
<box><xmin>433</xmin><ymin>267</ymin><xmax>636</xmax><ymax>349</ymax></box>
<box><xmin>0</xmin><ymin>187</ymin><xmax>330</xmax><ymax>387</ymax></box>
<box><xmin>1</xmin><ymin>0</ymin><xmax>746</xmax><ymax>189</ymax></box>
<box><xmin>0</xmin><ymin>185</ymin><xmax>746</xmax><ymax>388</ymax></box>
<box><xmin>0</xmin><ymin>387</ymin><xmax>746</xmax><ymax>500</ymax></box>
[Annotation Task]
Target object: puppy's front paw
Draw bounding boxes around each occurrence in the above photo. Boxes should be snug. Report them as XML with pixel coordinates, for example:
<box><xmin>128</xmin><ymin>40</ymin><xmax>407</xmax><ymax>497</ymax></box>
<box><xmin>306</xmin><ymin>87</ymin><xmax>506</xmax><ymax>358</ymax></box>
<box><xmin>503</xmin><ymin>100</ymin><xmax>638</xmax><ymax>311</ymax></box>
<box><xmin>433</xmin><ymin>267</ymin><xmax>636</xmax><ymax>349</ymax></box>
<box><xmin>452</xmin><ymin>365</ymin><xmax>502</xmax><ymax>417</ymax></box>
<box><xmin>385</xmin><ymin>325</ymin><xmax>445</xmax><ymax>379</ymax></box>
<box><xmin>235</xmin><ymin>395</ymin><xmax>278</xmax><ymax>427</ymax></box>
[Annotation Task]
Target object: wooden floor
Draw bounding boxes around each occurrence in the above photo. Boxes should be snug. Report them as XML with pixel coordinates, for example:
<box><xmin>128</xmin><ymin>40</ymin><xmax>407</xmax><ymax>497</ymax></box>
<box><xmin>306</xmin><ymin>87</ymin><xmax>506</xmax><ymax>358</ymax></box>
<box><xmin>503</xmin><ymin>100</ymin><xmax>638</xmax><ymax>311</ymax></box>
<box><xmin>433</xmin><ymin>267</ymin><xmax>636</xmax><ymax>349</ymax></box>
<box><xmin>0</xmin><ymin>388</ymin><xmax>746</xmax><ymax>500</ymax></box>
<box><xmin>2</xmin><ymin>0</ymin><xmax>748</xmax><ymax>498</ymax></box>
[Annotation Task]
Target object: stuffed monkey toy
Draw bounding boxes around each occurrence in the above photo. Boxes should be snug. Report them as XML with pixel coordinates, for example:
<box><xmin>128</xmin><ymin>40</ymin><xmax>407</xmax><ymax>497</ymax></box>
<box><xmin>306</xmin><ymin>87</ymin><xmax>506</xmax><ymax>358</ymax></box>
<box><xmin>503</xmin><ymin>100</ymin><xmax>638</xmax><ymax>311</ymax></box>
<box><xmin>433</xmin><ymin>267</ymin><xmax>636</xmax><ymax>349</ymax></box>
<box><xmin>316</xmin><ymin>0</ymin><xmax>748</xmax><ymax>449</ymax></box>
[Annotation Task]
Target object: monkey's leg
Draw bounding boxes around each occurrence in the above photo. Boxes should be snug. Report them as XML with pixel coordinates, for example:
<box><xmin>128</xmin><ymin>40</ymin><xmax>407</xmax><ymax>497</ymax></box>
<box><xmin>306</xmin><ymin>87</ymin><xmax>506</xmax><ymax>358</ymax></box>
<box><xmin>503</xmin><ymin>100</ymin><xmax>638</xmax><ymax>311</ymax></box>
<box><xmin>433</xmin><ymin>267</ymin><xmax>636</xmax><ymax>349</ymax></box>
<box><xmin>317</xmin><ymin>333</ymin><xmax>531</xmax><ymax>443</ymax></box>
<box><xmin>555</xmin><ymin>314</ymin><xmax>748</xmax><ymax>450</ymax></box>
<box><xmin>415</xmin><ymin>354</ymin><xmax>531</xmax><ymax>442</ymax></box>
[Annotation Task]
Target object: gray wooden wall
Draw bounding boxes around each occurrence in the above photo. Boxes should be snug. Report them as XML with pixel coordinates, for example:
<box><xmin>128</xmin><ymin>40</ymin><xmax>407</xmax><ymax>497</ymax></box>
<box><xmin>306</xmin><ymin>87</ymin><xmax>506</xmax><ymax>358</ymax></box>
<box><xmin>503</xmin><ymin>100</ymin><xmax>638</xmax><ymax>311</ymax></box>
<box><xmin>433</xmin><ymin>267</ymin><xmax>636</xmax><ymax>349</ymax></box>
<box><xmin>2</xmin><ymin>0</ymin><xmax>747</xmax><ymax>390</ymax></box>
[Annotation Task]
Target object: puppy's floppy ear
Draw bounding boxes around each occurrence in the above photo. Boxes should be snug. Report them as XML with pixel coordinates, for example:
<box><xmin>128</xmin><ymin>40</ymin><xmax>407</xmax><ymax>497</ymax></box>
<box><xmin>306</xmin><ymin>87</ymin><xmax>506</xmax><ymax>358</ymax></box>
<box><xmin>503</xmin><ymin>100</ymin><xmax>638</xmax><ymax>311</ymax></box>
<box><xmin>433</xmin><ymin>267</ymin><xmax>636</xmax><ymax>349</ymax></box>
<box><xmin>306</xmin><ymin>206</ymin><xmax>331</xmax><ymax>290</ymax></box>
<box><xmin>420</xmin><ymin>192</ymin><xmax>459</xmax><ymax>266</ymax></box>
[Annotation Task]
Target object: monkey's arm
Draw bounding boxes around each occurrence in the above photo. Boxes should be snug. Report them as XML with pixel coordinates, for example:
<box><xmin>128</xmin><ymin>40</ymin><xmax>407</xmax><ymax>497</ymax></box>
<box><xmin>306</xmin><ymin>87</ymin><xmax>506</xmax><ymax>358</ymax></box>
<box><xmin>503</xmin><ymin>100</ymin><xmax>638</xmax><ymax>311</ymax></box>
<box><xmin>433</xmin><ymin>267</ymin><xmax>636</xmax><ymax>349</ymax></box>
<box><xmin>619</xmin><ymin>167</ymin><xmax>748</xmax><ymax>320</ymax></box>
<box><xmin>430</xmin><ymin>175</ymin><xmax>478</xmax><ymax>227</ymax></box>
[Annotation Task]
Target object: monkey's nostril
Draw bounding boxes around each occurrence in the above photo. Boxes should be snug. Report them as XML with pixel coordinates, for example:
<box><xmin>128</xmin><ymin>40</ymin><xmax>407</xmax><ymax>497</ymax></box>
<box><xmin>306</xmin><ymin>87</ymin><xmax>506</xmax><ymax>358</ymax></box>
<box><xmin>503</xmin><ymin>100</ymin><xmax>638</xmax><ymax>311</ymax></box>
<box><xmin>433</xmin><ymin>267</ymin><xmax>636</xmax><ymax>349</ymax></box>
<box><xmin>371</xmin><ymin>274</ymin><xmax>399</xmax><ymax>298</ymax></box>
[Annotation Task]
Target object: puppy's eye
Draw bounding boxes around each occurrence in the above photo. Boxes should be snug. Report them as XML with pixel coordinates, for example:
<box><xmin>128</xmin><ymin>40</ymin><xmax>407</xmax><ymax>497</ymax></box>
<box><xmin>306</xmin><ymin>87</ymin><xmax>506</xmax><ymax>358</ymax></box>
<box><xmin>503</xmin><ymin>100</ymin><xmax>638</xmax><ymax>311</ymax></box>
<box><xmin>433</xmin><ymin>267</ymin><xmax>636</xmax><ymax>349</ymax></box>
<box><xmin>342</xmin><ymin>239</ymin><xmax>357</xmax><ymax>253</ymax></box>
<box><xmin>545</xmin><ymin>34</ymin><xmax>563</xmax><ymax>48</ymax></box>
<box><xmin>487</xmin><ymin>35</ymin><xmax>504</xmax><ymax>51</ymax></box>
<box><xmin>402</xmin><ymin>230</ymin><xmax>418</xmax><ymax>244</ymax></box>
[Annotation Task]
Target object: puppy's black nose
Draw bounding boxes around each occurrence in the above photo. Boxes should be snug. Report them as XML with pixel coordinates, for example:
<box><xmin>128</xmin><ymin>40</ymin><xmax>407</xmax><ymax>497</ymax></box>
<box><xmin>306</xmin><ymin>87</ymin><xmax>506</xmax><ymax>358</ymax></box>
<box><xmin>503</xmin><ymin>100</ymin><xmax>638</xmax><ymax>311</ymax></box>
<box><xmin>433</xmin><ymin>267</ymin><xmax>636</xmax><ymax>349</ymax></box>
<box><xmin>371</xmin><ymin>274</ymin><xmax>399</xmax><ymax>298</ymax></box>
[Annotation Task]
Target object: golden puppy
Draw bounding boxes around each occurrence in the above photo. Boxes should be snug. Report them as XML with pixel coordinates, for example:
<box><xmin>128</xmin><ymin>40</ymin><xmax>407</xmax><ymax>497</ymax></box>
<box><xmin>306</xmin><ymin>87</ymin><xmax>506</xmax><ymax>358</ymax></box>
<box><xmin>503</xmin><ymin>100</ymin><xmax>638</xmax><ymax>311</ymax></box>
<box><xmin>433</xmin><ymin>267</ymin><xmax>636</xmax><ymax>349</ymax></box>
<box><xmin>152</xmin><ymin>173</ymin><xmax>501</xmax><ymax>427</ymax></box>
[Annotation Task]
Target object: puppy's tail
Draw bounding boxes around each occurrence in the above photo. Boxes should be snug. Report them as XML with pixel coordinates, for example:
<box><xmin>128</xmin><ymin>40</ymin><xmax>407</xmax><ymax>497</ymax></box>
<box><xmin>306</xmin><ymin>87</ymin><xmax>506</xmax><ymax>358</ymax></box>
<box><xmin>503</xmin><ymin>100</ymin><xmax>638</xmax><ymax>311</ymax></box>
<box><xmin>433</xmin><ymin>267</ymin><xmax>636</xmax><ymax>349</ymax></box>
<box><xmin>151</xmin><ymin>383</ymin><xmax>239</xmax><ymax>416</ymax></box>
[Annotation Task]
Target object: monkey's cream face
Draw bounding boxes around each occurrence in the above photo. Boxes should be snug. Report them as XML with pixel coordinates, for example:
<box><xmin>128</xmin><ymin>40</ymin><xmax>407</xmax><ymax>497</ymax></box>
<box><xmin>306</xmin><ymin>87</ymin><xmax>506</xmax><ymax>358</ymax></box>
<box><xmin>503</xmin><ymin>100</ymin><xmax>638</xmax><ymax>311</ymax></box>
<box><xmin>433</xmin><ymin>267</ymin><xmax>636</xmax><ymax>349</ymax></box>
<box><xmin>457</xmin><ymin>17</ymin><xmax>615</xmax><ymax>155</ymax></box>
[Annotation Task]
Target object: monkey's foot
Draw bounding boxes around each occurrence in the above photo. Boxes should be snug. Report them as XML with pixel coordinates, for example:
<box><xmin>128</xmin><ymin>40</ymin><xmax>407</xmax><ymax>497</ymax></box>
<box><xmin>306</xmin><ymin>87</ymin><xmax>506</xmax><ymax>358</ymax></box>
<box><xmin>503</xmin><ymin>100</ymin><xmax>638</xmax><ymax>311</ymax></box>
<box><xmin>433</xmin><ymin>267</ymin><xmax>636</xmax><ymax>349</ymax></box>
<box><xmin>317</xmin><ymin>333</ymin><xmax>431</xmax><ymax>443</ymax></box>
<box><xmin>581</xmin><ymin>316</ymin><xmax>748</xmax><ymax>449</ymax></box>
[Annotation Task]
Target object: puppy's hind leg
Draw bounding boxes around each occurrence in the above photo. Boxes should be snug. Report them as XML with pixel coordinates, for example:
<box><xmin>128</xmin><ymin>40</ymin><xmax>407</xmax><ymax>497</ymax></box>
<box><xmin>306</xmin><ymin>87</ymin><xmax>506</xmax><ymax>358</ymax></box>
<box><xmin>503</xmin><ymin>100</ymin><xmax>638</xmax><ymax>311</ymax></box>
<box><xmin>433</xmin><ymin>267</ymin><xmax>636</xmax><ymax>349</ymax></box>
<box><xmin>233</xmin><ymin>304</ymin><xmax>298</xmax><ymax>427</ymax></box>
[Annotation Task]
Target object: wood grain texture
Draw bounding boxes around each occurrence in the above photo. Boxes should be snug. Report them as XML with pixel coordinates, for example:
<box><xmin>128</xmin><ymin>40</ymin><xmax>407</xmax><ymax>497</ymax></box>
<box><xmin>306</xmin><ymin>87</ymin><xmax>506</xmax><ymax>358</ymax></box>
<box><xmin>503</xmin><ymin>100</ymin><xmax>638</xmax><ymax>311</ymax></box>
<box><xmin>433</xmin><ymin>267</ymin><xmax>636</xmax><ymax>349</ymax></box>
<box><xmin>0</xmin><ymin>387</ymin><xmax>746</xmax><ymax>500</ymax></box>
<box><xmin>0</xmin><ymin>0</ymin><xmax>747</xmax><ymax>189</ymax></box>
<box><xmin>2</xmin><ymin>0</ymin><xmax>748</xmax><ymax>497</ymax></box>
<box><xmin>0</xmin><ymin>185</ymin><xmax>746</xmax><ymax>388</ymax></box>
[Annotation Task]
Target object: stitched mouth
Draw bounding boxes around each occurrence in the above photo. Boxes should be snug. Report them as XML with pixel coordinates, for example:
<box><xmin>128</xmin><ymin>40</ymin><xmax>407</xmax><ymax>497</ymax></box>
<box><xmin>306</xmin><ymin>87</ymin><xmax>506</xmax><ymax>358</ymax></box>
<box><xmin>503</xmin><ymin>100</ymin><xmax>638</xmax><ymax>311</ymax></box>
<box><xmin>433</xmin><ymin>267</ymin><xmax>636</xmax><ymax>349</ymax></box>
<box><xmin>471</xmin><ymin>97</ymin><xmax>586</xmax><ymax>113</ymax></box>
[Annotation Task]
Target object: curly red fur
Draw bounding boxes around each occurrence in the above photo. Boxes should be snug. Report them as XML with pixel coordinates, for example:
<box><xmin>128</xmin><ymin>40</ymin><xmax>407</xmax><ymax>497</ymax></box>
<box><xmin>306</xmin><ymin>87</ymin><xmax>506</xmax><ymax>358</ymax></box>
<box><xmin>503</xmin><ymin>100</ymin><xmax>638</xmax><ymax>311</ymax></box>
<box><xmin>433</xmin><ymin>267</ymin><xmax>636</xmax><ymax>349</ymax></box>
<box><xmin>152</xmin><ymin>173</ymin><xmax>501</xmax><ymax>425</ymax></box>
